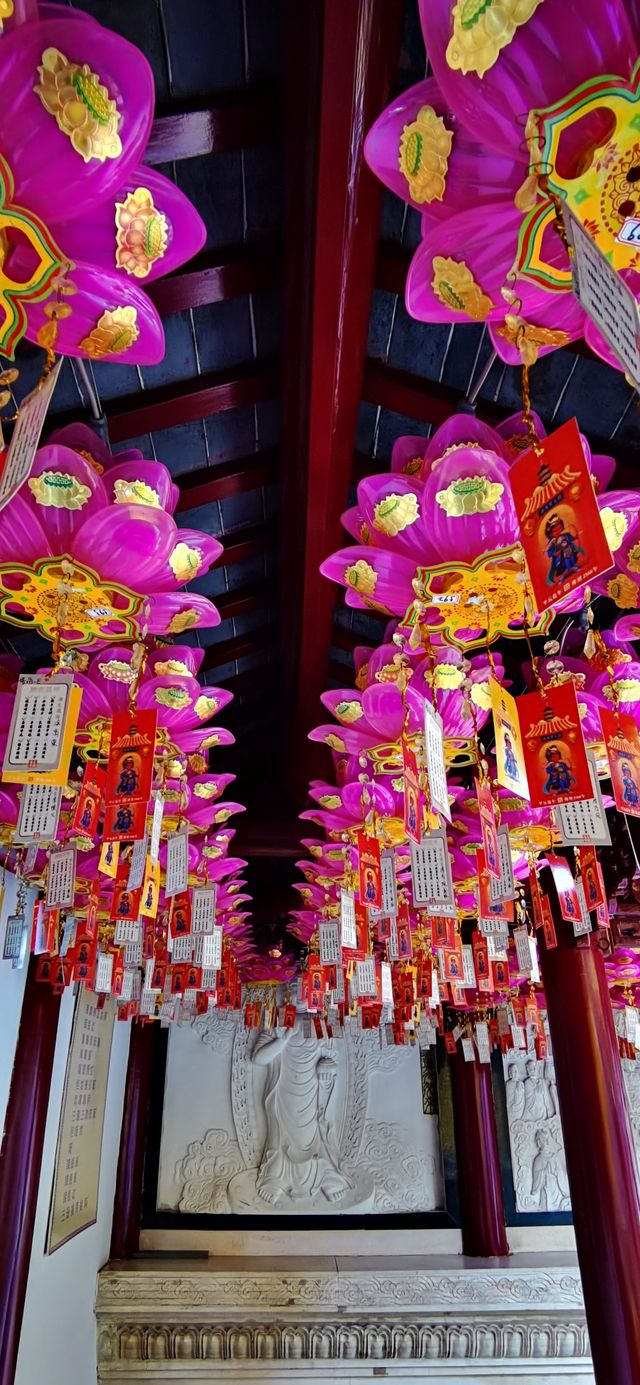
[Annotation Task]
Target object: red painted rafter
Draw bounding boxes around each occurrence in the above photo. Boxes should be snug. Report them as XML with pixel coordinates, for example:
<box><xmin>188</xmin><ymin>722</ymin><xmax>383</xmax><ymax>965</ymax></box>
<box><xmin>104</xmin><ymin>359</ymin><xmax>279</xmax><ymax>443</ymax></box>
<box><xmin>176</xmin><ymin>447</ymin><xmax>278</xmax><ymax>512</ymax></box>
<box><xmin>280</xmin><ymin>0</ymin><xmax>404</xmax><ymax>801</ymax></box>
<box><xmin>215</xmin><ymin>582</ymin><xmax>276</xmax><ymax>622</ymax></box>
<box><xmin>147</xmin><ymin>241</ymin><xmax>279</xmax><ymax>317</ymax></box>
<box><xmin>211</xmin><ymin>521</ymin><xmax>276</xmax><ymax>569</ymax></box>
<box><xmin>146</xmin><ymin>87</ymin><xmax>278</xmax><ymax>164</ymax></box>
<box><xmin>201</xmin><ymin>626</ymin><xmax>275</xmax><ymax>672</ymax></box>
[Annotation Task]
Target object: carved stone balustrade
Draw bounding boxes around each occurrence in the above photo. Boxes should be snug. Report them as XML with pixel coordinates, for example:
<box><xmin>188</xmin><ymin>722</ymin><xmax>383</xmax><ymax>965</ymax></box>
<box><xmin>97</xmin><ymin>1255</ymin><xmax>594</xmax><ymax>1383</ymax></box>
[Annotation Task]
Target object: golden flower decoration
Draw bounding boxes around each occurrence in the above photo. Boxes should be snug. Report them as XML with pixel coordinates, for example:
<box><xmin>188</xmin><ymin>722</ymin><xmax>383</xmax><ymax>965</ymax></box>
<box><xmin>97</xmin><ymin>659</ymin><xmax>134</xmax><ymax>684</ymax></box>
<box><xmin>80</xmin><ymin>306</ymin><xmax>139</xmax><ymax>359</ymax></box>
<box><xmin>155</xmin><ymin>686</ymin><xmax>191</xmax><ymax>710</ymax></box>
<box><xmin>199</xmin><ymin>731</ymin><xmax>221</xmax><ymax>748</ymax></box>
<box><xmin>34</xmin><ymin>47</ymin><xmax>122</xmax><ymax>163</ymax></box>
<box><xmin>358</xmin><ymin>522</ymin><xmax>371</xmax><ymax>544</ymax></box>
<box><xmin>607</xmin><ymin>574</ymin><xmax>639</xmax><ymax>609</ymax></box>
<box><xmin>188</xmin><ymin>753</ymin><xmax>208</xmax><ymax>774</ymax></box>
<box><xmin>496</xmin><ymin>313</ymin><xmax>569</xmax><ymax>365</ymax></box>
<box><xmin>214</xmin><ymin>808</ymin><xmax>232</xmax><ymax>823</ymax></box>
<box><xmin>319</xmin><ymin>794</ymin><xmax>342</xmax><ymax>809</ymax></box>
<box><xmin>169</xmin><ymin>542</ymin><xmax>203</xmax><ymax>582</ymax></box>
<box><xmin>355</xmin><ymin>667</ymin><xmax>369</xmax><ymax>692</ymax></box>
<box><xmin>435</xmin><ymin>475</ymin><xmax>504</xmax><ymax>517</ymax></box>
<box><xmin>28</xmin><ymin>471</ymin><xmax>91</xmax><ymax>510</ymax></box>
<box><xmin>344</xmin><ymin>558</ymin><xmax>378</xmax><ymax>597</ymax></box>
<box><xmin>168</xmin><ymin>609</ymin><xmax>199</xmax><ymax>635</ymax></box>
<box><xmin>398</xmin><ymin>105</ymin><xmax>453</xmax><ymax>203</ymax></box>
<box><xmin>114</xmin><ymin>478</ymin><xmax>161</xmax><ymax>508</ymax></box>
<box><xmin>605</xmin><ymin>677</ymin><xmax>640</xmax><ymax>704</ymax></box>
<box><xmin>0</xmin><ymin>1</ymin><xmax>14</xmax><ymax>28</ymax></box>
<box><xmin>373</xmin><ymin>492</ymin><xmax>419</xmax><ymax>537</ymax></box>
<box><xmin>446</xmin><ymin>0</ymin><xmax>546</xmax><ymax>80</ymax></box>
<box><xmin>324</xmin><ymin>732</ymin><xmax>346</xmax><ymax>752</ymax></box>
<box><xmin>334</xmin><ymin>700</ymin><xmax>364</xmax><ymax>723</ymax></box>
<box><xmin>391</xmin><ymin>776</ymin><xmax>405</xmax><ymax>793</ymax></box>
<box><xmin>154</xmin><ymin>658</ymin><xmax>191</xmax><ymax>677</ymax></box>
<box><xmin>402</xmin><ymin>456</ymin><xmax>424</xmax><ymax>477</ymax></box>
<box><xmin>470</xmin><ymin>681</ymin><xmax>492</xmax><ymax>711</ymax></box>
<box><xmin>115</xmin><ymin>187</ymin><xmax>168</xmax><ymax>278</ymax></box>
<box><xmin>433</xmin><ymin>663</ymin><xmax>465</xmax><ymax>690</ymax></box>
<box><xmin>431</xmin><ymin>256</ymin><xmax>493</xmax><ymax>319</ymax></box>
<box><xmin>625</xmin><ymin>539</ymin><xmax>640</xmax><ymax>572</ymax></box>
<box><xmin>193</xmin><ymin>783</ymin><xmax>218</xmax><ymax>799</ymax></box>
<box><xmin>194</xmin><ymin>695</ymin><xmax>219</xmax><ymax>720</ymax></box>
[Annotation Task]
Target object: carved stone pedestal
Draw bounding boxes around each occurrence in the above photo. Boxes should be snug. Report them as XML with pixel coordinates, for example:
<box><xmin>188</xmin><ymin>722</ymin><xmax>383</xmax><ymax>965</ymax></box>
<box><xmin>96</xmin><ymin>1257</ymin><xmax>593</xmax><ymax>1384</ymax></box>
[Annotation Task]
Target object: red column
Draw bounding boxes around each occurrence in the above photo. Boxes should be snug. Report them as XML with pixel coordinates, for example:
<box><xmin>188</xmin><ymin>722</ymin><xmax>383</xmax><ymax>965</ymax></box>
<box><xmin>449</xmin><ymin>1050</ymin><xmax>509</xmax><ymax>1257</ymax></box>
<box><xmin>0</xmin><ymin>958</ymin><xmax>62</xmax><ymax>1385</ymax></box>
<box><xmin>538</xmin><ymin>868</ymin><xmax>640</xmax><ymax>1385</ymax></box>
<box><xmin>110</xmin><ymin>1021</ymin><xmax>155</xmax><ymax>1260</ymax></box>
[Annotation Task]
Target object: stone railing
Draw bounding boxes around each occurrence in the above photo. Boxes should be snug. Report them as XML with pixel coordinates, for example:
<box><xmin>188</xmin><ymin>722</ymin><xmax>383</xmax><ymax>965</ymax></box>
<box><xmin>96</xmin><ymin>1256</ymin><xmax>593</xmax><ymax>1383</ymax></box>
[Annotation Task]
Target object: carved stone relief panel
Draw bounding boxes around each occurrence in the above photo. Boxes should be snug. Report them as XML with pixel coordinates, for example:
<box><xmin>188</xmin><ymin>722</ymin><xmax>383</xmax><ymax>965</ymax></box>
<box><xmin>158</xmin><ymin>1014</ymin><xmax>444</xmax><ymax>1215</ymax></box>
<box><xmin>503</xmin><ymin>1051</ymin><xmax>570</xmax><ymax>1213</ymax></box>
<box><xmin>504</xmin><ymin>1030</ymin><xmax>640</xmax><ymax>1213</ymax></box>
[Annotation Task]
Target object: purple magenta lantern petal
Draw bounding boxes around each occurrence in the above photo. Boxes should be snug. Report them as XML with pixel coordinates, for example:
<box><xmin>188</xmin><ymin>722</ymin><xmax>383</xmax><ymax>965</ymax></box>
<box><xmin>0</xmin><ymin>491</ymin><xmax>51</xmax><ymax>565</ymax></box>
<box><xmin>20</xmin><ymin>444</ymin><xmax>108</xmax><ymax>552</ymax></box>
<box><xmin>72</xmin><ymin>502</ymin><xmax>176</xmax><ymax>589</ymax></box>
<box><xmin>143</xmin><ymin>591</ymin><xmax>221</xmax><ymax>635</ymax></box>
<box><xmin>58</xmin><ymin>165</ymin><xmax>206</xmax><ymax>286</ymax></box>
<box><xmin>357</xmin><ymin>473</ymin><xmax>439</xmax><ymax>564</ymax></box>
<box><xmin>102</xmin><ymin>459</ymin><xmax>179</xmax><ymax>514</ymax></box>
<box><xmin>421</xmin><ymin>444</ymin><xmax>517</xmax><ymax>564</ymax></box>
<box><xmin>146</xmin><ymin>645</ymin><xmax>205</xmax><ymax>678</ymax></box>
<box><xmin>425</xmin><ymin>414</ymin><xmax>512</xmax><ymax>466</ymax></box>
<box><xmin>23</xmin><ymin>258</ymin><xmax>165</xmax><ymax>365</ymax></box>
<box><xmin>47</xmin><ymin>422</ymin><xmax>113</xmax><ymax>471</ymax></box>
<box><xmin>0</xmin><ymin>14</ymin><xmax>154</xmax><ymax>224</ymax></box>
<box><xmin>419</xmin><ymin>0</ymin><xmax>635</xmax><ymax>157</ymax></box>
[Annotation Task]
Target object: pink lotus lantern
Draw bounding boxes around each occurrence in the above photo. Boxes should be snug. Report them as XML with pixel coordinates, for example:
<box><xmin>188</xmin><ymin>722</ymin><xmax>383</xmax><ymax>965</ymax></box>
<box><xmin>364</xmin><ymin>0</ymin><xmax>640</xmax><ymax>371</ymax></box>
<box><xmin>0</xmin><ymin>5</ymin><xmax>205</xmax><ymax>362</ymax></box>
<box><xmin>0</xmin><ymin>434</ymin><xmax>222</xmax><ymax>648</ymax></box>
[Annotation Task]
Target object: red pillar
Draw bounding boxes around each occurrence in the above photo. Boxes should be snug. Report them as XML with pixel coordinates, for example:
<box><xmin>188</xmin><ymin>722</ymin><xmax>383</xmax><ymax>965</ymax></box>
<box><xmin>538</xmin><ymin>868</ymin><xmax>640</xmax><ymax>1385</ymax></box>
<box><xmin>110</xmin><ymin>1021</ymin><xmax>155</xmax><ymax>1260</ymax></box>
<box><xmin>0</xmin><ymin>958</ymin><xmax>62</xmax><ymax>1385</ymax></box>
<box><xmin>449</xmin><ymin>1050</ymin><xmax>509</xmax><ymax>1257</ymax></box>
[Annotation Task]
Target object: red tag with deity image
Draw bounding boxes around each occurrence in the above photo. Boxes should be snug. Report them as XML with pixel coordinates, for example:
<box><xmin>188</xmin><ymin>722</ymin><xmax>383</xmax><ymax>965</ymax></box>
<box><xmin>600</xmin><ymin>706</ymin><xmax>640</xmax><ymax>819</ymax></box>
<box><xmin>518</xmin><ymin>680</ymin><xmax>591</xmax><ymax>807</ymax></box>
<box><xmin>540</xmin><ymin>895</ymin><xmax>557</xmax><ymax>949</ymax></box>
<box><xmin>402</xmin><ymin>740</ymin><xmax>422</xmax><ymax>845</ymax></box>
<box><xmin>475</xmin><ymin>779</ymin><xmax>500</xmax><ymax>880</ymax></box>
<box><xmin>579</xmin><ymin>846</ymin><xmax>606</xmax><ymax>910</ymax></box>
<box><xmin>72</xmin><ymin>762</ymin><xmax>106</xmax><ymax>840</ymax></box>
<box><xmin>357</xmin><ymin>830</ymin><xmax>382</xmax><ymax>910</ymax></box>
<box><xmin>508</xmin><ymin>417</ymin><xmax>612</xmax><ymax>614</ymax></box>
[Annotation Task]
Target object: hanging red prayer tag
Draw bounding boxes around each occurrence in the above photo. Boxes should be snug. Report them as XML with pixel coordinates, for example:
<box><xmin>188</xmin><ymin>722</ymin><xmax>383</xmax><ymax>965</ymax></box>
<box><xmin>518</xmin><ymin>681</ymin><xmax>592</xmax><ymax>808</ymax></box>
<box><xmin>508</xmin><ymin>417</ymin><xmax>612</xmax><ymax>614</ymax></box>
<box><xmin>600</xmin><ymin>706</ymin><xmax>640</xmax><ymax>819</ymax></box>
<box><xmin>357</xmin><ymin>830</ymin><xmax>382</xmax><ymax>909</ymax></box>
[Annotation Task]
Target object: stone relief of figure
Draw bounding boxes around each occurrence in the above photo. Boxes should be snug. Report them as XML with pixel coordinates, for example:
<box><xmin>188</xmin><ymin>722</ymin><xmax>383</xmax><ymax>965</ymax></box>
<box><xmin>505</xmin><ymin>1062</ymin><xmax>526</xmax><ymax>1121</ymax></box>
<box><xmin>530</xmin><ymin>1127</ymin><xmax>570</xmax><ymax>1211</ymax></box>
<box><xmin>522</xmin><ymin>1058</ymin><xmax>556</xmax><ymax>1122</ymax></box>
<box><xmin>251</xmin><ymin>1023</ymin><xmax>352</xmax><ymax>1206</ymax></box>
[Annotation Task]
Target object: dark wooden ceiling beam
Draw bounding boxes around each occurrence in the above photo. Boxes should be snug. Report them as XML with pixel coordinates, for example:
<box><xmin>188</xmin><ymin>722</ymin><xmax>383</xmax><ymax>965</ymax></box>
<box><xmin>201</xmin><ymin>625</ymin><xmax>275</xmax><ymax>672</ymax></box>
<box><xmin>146</xmin><ymin>87</ymin><xmax>279</xmax><ymax>164</ymax></box>
<box><xmin>212</xmin><ymin>520</ymin><xmax>276</xmax><ymax>569</ymax></box>
<box><xmin>105</xmin><ymin>359</ymin><xmax>279</xmax><ymax>443</ymax></box>
<box><xmin>147</xmin><ymin>241</ymin><xmax>280</xmax><ymax>317</ymax></box>
<box><xmin>215</xmin><ymin>582</ymin><xmax>276</xmax><ymax>622</ymax></box>
<box><xmin>280</xmin><ymin>0</ymin><xmax>405</xmax><ymax>802</ymax></box>
<box><xmin>176</xmin><ymin>447</ymin><xmax>278</xmax><ymax>512</ymax></box>
<box><xmin>362</xmin><ymin>358</ymin><xmax>639</xmax><ymax>468</ymax></box>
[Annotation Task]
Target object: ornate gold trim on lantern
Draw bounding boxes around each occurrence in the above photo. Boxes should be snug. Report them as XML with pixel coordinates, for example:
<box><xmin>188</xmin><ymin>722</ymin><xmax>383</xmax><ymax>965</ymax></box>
<box><xmin>373</xmin><ymin>492</ymin><xmax>419</xmax><ymax>536</ymax></box>
<box><xmin>334</xmin><ymin>700</ymin><xmax>364</xmax><ymax>724</ymax></box>
<box><xmin>28</xmin><ymin>471</ymin><xmax>91</xmax><ymax>510</ymax></box>
<box><xmin>194</xmin><ymin>695</ymin><xmax>219</xmax><ymax>720</ymax></box>
<box><xmin>80</xmin><ymin>306</ymin><xmax>139</xmax><ymax>358</ymax></box>
<box><xmin>446</xmin><ymin>0</ymin><xmax>546</xmax><ymax>79</ymax></box>
<box><xmin>600</xmin><ymin>507</ymin><xmax>629</xmax><ymax>554</ymax></box>
<box><xmin>115</xmin><ymin>188</ymin><xmax>168</xmax><ymax>278</ymax></box>
<box><xmin>34</xmin><ymin>47</ymin><xmax>122</xmax><ymax>163</ymax></box>
<box><xmin>607</xmin><ymin>574</ymin><xmax>639</xmax><ymax>609</ymax></box>
<box><xmin>168</xmin><ymin>609</ymin><xmax>199</xmax><ymax>634</ymax></box>
<box><xmin>398</xmin><ymin>106</ymin><xmax>453</xmax><ymax>203</ymax></box>
<box><xmin>344</xmin><ymin>559</ymin><xmax>378</xmax><ymax>598</ymax></box>
<box><xmin>435</xmin><ymin>475</ymin><xmax>504</xmax><ymax>516</ymax></box>
<box><xmin>113</xmin><ymin>478</ymin><xmax>161</xmax><ymax>508</ymax></box>
<box><xmin>97</xmin><ymin>659</ymin><xmax>135</xmax><ymax>684</ymax></box>
<box><xmin>154</xmin><ymin>686</ymin><xmax>191</xmax><ymax>710</ymax></box>
<box><xmin>431</xmin><ymin>256</ymin><xmax>493</xmax><ymax>319</ymax></box>
<box><xmin>168</xmin><ymin>542</ymin><xmax>203</xmax><ymax>582</ymax></box>
<box><xmin>153</xmin><ymin>658</ymin><xmax>191</xmax><ymax>677</ymax></box>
